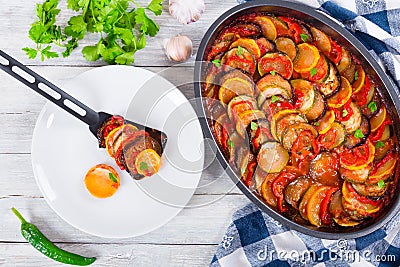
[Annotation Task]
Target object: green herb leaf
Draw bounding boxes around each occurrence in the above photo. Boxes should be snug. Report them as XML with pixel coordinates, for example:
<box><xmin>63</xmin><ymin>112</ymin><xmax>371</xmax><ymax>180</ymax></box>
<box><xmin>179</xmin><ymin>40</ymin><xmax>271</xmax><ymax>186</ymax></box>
<box><xmin>135</xmin><ymin>8</ymin><xmax>160</xmax><ymax>37</ymax></box>
<box><xmin>354</xmin><ymin>129</ymin><xmax>365</xmax><ymax>139</ymax></box>
<box><xmin>271</xmin><ymin>95</ymin><xmax>279</xmax><ymax>103</ymax></box>
<box><xmin>147</xmin><ymin>0</ymin><xmax>163</xmax><ymax>16</ymax></box>
<box><xmin>375</xmin><ymin>141</ymin><xmax>385</xmax><ymax>148</ymax></box>
<box><xmin>108</xmin><ymin>172</ymin><xmax>118</xmax><ymax>183</ymax></box>
<box><xmin>310</xmin><ymin>68</ymin><xmax>317</xmax><ymax>77</ymax></box>
<box><xmin>140</xmin><ymin>162</ymin><xmax>148</xmax><ymax>171</ymax></box>
<box><xmin>212</xmin><ymin>59</ymin><xmax>221</xmax><ymax>68</ymax></box>
<box><xmin>368</xmin><ymin>101</ymin><xmax>377</xmax><ymax>113</ymax></box>
<box><xmin>236</xmin><ymin>45</ymin><xmax>244</xmax><ymax>56</ymax></box>
<box><xmin>378</xmin><ymin>180</ymin><xmax>386</xmax><ymax>189</ymax></box>
<box><xmin>228</xmin><ymin>140</ymin><xmax>234</xmax><ymax>148</ymax></box>
<box><xmin>300</xmin><ymin>33</ymin><xmax>309</xmax><ymax>42</ymax></box>
<box><xmin>24</xmin><ymin>0</ymin><xmax>162</xmax><ymax>65</ymax></box>
<box><xmin>342</xmin><ymin>109</ymin><xmax>349</xmax><ymax>117</ymax></box>
<box><xmin>354</xmin><ymin>70</ymin><xmax>359</xmax><ymax>81</ymax></box>
<box><xmin>250</xmin><ymin>121</ymin><xmax>258</xmax><ymax>131</ymax></box>
<box><xmin>270</xmin><ymin>70</ymin><xmax>276</xmax><ymax>76</ymax></box>
<box><xmin>314</xmin><ymin>122</ymin><xmax>319</xmax><ymax>126</ymax></box>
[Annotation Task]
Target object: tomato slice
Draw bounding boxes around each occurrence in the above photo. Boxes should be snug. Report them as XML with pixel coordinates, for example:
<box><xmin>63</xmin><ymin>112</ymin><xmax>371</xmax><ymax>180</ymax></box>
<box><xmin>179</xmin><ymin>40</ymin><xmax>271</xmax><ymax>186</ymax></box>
<box><xmin>369</xmin><ymin>119</ymin><xmax>392</xmax><ymax>142</ymax></box>
<box><xmin>352</xmin><ymin>76</ymin><xmax>371</xmax><ymax>106</ymax></box>
<box><xmin>244</xmin><ymin>160</ymin><xmax>257</xmax><ymax>187</ymax></box>
<box><xmin>272</xmin><ymin>171</ymin><xmax>298</xmax><ymax>212</ymax></box>
<box><xmin>326</xmin><ymin>40</ymin><xmax>342</xmax><ymax>64</ymax></box>
<box><xmin>334</xmin><ymin>99</ymin><xmax>353</xmax><ymax>122</ymax></box>
<box><xmin>319</xmin><ymin>187</ymin><xmax>339</xmax><ymax>225</ymax></box>
<box><xmin>278</xmin><ymin>16</ymin><xmax>301</xmax><ymax>43</ymax></box>
<box><xmin>346</xmin><ymin>181</ymin><xmax>382</xmax><ymax>206</ymax></box>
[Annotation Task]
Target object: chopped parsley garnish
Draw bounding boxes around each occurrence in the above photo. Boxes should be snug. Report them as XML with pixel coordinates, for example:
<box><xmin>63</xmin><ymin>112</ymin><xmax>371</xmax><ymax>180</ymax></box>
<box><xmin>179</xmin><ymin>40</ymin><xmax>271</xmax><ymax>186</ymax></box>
<box><xmin>300</xmin><ymin>33</ymin><xmax>309</xmax><ymax>42</ymax></box>
<box><xmin>271</xmin><ymin>95</ymin><xmax>279</xmax><ymax>103</ymax></box>
<box><xmin>270</xmin><ymin>70</ymin><xmax>276</xmax><ymax>76</ymax></box>
<box><xmin>250</xmin><ymin>121</ymin><xmax>258</xmax><ymax>131</ymax></box>
<box><xmin>342</xmin><ymin>109</ymin><xmax>349</xmax><ymax>117</ymax></box>
<box><xmin>236</xmin><ymin>46</ymin><xmax>244</xmax><ymax>56</ymax></box>
<box><xmin>228</xmin><ymin>140</ymin><xmax>234</xmax><ymax>148</ymax></box>
<box><xmin>140</xmin><ymin>162</ymin><xmax>148</xmax><ymax>171</ymax></box>
<box><xmin>314</xmin><ymin>122</ymin><xmax>320</xmax><ymax>126</ymax></box>
<box><xmin>375</xmin><ymin>141</ymin><xmax>385</xmax><ymax>148</ymax></box>
<box><xmin>378</xmin><ymin>180</ymin><xmax>386</xmax><ymax>189</ymax></box>
<box><xmin>354</xmin><ymin>129</ymin><xmax>365</xmax><ymax>139</ymax></box>
<box><xmin>310</xmin><ymin>68</ymin><xmax>317</xmax><ymax>77</ymax></box>
<box><xmin>108</xmin><ymin>172</ymin><xmax>118</xmax><ymax>183</ymax></box>
<box><xmin>368</xmin><ymin>101</ymin><xmax>377</xmax><ymax>113</ymax></box>
<box><xmin>212</xmin><ymin>59</ymin><xmax>221</xmax><ymax>68</ymax></box>
<box><xmin>354</xmin><ymin>70</ymin><xmax>359</xmax><ymax>81</ymax></box>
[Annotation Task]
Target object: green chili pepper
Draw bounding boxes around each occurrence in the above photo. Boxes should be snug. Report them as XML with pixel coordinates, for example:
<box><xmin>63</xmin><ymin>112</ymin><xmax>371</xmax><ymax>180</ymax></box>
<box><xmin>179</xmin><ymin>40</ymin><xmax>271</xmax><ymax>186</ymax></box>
<box><xmin>12</xmin><ymin>208</ymin><xmax>96</xmax><ymax>266</ymax></box>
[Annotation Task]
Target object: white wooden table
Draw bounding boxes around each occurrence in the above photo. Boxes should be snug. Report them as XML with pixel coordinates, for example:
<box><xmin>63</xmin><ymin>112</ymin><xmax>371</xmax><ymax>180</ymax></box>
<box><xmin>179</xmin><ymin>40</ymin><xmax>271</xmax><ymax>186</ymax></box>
<box><xmin>0</xmin><ymin>1</ymin><xmax>252</xmax><ymax>266</ymax></box>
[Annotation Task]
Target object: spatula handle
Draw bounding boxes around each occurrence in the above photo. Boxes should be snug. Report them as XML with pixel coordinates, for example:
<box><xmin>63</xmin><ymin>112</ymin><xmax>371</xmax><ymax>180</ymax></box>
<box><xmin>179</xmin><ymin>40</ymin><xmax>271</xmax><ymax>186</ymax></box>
<box><xmin>0</xmin><ymin>50</ymin><xmax>99</xmax><ymax>126</ymax></box>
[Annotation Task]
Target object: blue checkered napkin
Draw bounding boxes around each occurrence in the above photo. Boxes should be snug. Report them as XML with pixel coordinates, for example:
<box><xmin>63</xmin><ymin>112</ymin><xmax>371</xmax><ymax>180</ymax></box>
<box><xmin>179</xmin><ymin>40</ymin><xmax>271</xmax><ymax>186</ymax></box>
<box><xmin>211</xmin><ymin>204</ymin><xmax>400</xmax><ymax>267</ymax></box>
<box><xmin>211</xmin><ymin>0</ymin><xmax>400</xmax><ymax>266</ymax></box>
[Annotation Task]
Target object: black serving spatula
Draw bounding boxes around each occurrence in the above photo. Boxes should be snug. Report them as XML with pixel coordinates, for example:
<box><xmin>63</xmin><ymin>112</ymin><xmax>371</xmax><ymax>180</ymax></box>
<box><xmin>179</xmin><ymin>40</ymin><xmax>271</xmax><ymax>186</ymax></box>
<box><xmin>0</xmin><ymin>50</ymin><xmax>167</xmax><ymax>152</ymax></box>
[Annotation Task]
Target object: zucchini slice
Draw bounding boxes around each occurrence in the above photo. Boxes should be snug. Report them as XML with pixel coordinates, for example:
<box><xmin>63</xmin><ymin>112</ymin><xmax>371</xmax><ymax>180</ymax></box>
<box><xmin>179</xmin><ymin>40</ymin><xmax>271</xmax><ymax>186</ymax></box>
<box><xmin>318</xmin><ymin>122</ymin><xmax>346</xmax><ymax>149</ymax></box>
<box><xmin>256</xmin><ymin>73</ymin><xmax>293</xmax><ymax>97</ymax></box>
<box><xmin>310</xmin><ymin>27</ymin><xmax>331</xmax><ymax>53</ymax></box>
<box><xmin>337</xmin><ymin>48</ymin><xmax>352</xmax><ymax>73</ymax></box>
<box><xmin>367</xmin><ymin>152</ymin><xmax>397</xmax><ymax>184</ymax></box>
<box><xmin>221</xmin><ymin>47</ymin><xmax>256</xmax><ymax>75</ymax></box>
<box><xmin>227</xmin><ymin>95</ymin><xmax>257</xmax><ymax>123</ymax></box>
<box><xmin>343</xmin><ymin>115</ymin><xmax>370</xmax><ymax>149</ymax></box>
<box><xmin>219</xmin><ymin>68</ymin><xmax>253</xmax><ymax>85</ymax></box>
<box><xmin>257</xmin><ymin>142</ymin><xmax>289</xmax><ymax>173</ymax></box>
<box><xmin>370</xmin><ymin>106</ymin><xmax>386</xmax><ymax>132</ymax></box>
<box><xmin>236</xmin><ymin>110</ymin><xmax>266</xmax><ymax>139</ymax></box>
<box><xmin>340</xmin><ymin>163</ymin><xmax>372</xmax><ymax>184</ymax></box>
<box><xmin>275</xmin><ymin>37</ymin><xmax>298</xmax><ymax>61</ymax></box>
<box><xmin>258</xmin><ymin>52</ymin><xmax>294</xmax><ymax>79</ymax></box>
<box><xmin>299</xmin><ymin>185</ymin><xmax>321</xmax><ymax>221</ymax></box>
<box><xmin>293</xmin><ymin>43</ymin><xmax>320</xmax><ymax>73</ymax></box>
<box><xmin>291</xmin><ymin>79</ymin><xmax>316</xmax><ymax>114</ymax></box>
<box><xmin>327</xmin><ymin>76</ymin><xmax>352</xmax><ymax>108</ymax></box>
<box><xmin>230</xmin><ymin>38</ymin><xmax>262</xmax><ymax>59</ymax></box>
<box><xmin>330</xmin><ymin>191</ymin><xmax>362</xmax><ymax>227</ymax></box>
<box><xmin>315</xmin><ymin>109</ymin><xmax>335</xmax><ymax>134</ymax></box>
<box><xmin>301</xmin><ymin>55</ymin><xmax>329</xmax><ymax>82</ymax></box>
<box><xmin>257</xmin><ymin>87</ymin><xmax>290</xmax><ymax>107</ymax></box>
<box><xmin>275</xmin><ymin>113</ymin><xmax>307</xmax><ymax>142</ymax></box>
<box><xmin>307</xmin><ymin>186</ymin><xmax>332</xmax><ymax>227</ymax></box>
<box><xmin>270</xmin><ymin>16</ymin><xmax>290</xmax><ymax>37</ymax></box>
<box><xmin>285</xmin><ymin>177</ymin><xmax>313</xmax><ymax>210</ymax></box>
<box><xmin>270</xmin><ymin>109</ymin><xmax>298</xmax><ymax>141</ymax></box>
<box><xmin>341</xmin><ymin>102</ymin><xmax>362</xmax><ymax>134</ymax></box>
<box><xmin>281</xmin><ymin>122</ymin><xmax>318</xmax><ymax>151</ymax></box>
<box><xmin>352</xmin><ymin>181</ymin><xmax>389</xmax><ymax>197</ymax></box>
<box><xmin>318</xmin><ymin>63</ymin><xmax>341</xmax><ymax>97</ymax></box>
<box><xmin>261</xmin><ymin>172</ymin><xmax>280</xmax><ymax>207</ymax></box>
<box><xmin>305</xmin><ymin>90</ymin><xmax>327</xmax><ymax>122</ymax></box>
<box><xmin>352</xmin><ymin>65</ymin><xmax>366</xmax><ymax>94</ymax></box>
<box><xmin>246</xmin><ymin>16</ymin><xmax>277</xmax><ymax>41</ymax></box>
<box><xmin>218</xmin><ymin>77</ymin><xmax>254</xmax><ymax>104</ymax></box>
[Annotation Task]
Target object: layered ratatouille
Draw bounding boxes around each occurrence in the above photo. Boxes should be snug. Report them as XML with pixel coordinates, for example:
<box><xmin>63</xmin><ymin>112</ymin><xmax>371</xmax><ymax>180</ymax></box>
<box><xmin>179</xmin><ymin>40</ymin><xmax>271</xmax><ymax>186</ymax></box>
<box><xmin>202</xmin><ymin>13</ymin><xmax>398</xmax><ymax>228</ymax></box>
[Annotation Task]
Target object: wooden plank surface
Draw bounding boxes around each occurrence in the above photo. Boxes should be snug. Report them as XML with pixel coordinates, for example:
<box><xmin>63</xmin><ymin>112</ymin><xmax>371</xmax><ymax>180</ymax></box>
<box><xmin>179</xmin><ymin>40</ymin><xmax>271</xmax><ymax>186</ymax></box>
<box><xmin>0</xmin><ymin>0</ymin><xmax>244</xmax><ymax>266</ymax></box>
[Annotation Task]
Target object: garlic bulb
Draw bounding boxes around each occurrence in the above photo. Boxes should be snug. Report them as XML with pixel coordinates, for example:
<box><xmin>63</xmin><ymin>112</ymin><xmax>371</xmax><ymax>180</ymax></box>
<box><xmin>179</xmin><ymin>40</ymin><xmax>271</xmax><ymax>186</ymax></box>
<box><xmin>169</xmin><ymin>0</ymin><xmax>205</xmax><ymax>24</ymax></box>
<box><xmin>164</xmin><ymin>35</ymin><xmax>193</xmax><ymax>62</ymax></box>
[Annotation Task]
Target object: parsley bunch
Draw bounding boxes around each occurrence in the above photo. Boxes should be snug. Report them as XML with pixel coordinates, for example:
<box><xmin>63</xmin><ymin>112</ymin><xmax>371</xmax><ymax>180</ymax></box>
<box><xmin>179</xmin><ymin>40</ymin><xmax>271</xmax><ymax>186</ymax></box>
<box><xmin>23</xmin><ymin>0</ymin><xmax>162</xmax><ymax>64</ymax></box>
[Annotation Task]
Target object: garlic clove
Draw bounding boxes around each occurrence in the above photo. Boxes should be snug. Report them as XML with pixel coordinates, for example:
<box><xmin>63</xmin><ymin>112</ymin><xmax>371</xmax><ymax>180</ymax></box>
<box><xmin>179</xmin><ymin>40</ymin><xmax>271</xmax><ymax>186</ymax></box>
<box><xmin>163</xmin><ymin>35</ymin><xmax>193</xmax><ymax>62</ymax></box>
<box><xmin>169</xmin><ymin>0</ymin><xmax>205</xmax><ymax>24</ymax></box>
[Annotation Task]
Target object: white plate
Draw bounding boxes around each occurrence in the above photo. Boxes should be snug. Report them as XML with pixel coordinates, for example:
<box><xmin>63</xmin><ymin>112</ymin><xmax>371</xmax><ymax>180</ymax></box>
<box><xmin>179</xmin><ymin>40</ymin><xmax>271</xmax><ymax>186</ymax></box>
<box><xmin>31</xmin><ymin>66</ymin><xmax>204</xmax><ymax>238</ymax></box>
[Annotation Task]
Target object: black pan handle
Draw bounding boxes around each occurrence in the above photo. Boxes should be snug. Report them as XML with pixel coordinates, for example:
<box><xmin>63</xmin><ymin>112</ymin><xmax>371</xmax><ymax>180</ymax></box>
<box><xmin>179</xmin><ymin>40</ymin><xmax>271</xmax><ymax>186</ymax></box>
<box><xmin>0</xmin><ymin>50</ymin><xmax>99</xmax><ymax>126</ymax></box>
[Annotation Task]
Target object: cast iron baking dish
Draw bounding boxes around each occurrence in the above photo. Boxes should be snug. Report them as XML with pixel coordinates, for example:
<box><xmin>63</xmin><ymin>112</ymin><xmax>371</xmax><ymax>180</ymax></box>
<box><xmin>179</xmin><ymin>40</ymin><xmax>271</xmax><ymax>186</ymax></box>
<box><xmin>194</xmin><ymin>0</ymin><xmax>400</xmax><ymax>239</ymax></box>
